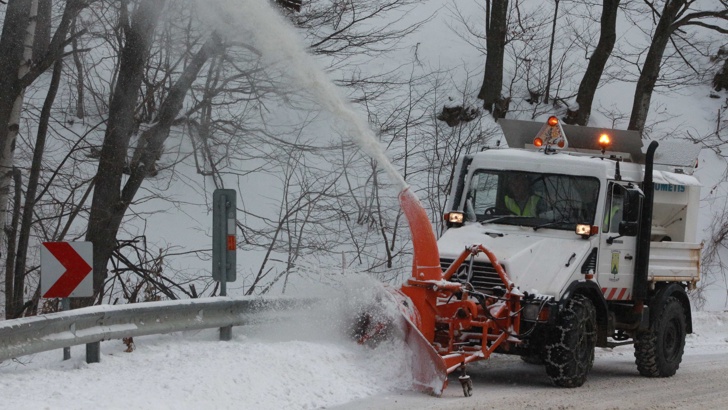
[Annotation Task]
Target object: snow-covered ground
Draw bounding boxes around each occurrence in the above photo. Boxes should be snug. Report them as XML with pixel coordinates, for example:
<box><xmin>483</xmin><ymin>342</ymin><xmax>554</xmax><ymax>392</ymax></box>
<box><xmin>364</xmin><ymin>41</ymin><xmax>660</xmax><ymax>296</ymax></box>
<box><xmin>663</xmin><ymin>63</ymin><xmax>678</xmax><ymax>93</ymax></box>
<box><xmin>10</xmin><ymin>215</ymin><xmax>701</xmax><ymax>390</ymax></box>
<box><xmin>1</xmin><ymin>307</ymin><xmax>727</xmax><ymax>409</ymax></box>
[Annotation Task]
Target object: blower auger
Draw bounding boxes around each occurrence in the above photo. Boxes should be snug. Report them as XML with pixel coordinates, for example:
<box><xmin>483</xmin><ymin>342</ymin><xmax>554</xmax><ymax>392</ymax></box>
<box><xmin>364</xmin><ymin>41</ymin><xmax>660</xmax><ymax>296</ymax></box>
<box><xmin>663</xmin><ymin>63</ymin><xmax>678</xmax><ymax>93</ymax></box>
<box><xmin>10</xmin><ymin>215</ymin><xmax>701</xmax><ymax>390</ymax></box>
<box><xmin>391</xmin><ymin>187</ymin><xmax>524</xmax><ymax>397</ymax></box>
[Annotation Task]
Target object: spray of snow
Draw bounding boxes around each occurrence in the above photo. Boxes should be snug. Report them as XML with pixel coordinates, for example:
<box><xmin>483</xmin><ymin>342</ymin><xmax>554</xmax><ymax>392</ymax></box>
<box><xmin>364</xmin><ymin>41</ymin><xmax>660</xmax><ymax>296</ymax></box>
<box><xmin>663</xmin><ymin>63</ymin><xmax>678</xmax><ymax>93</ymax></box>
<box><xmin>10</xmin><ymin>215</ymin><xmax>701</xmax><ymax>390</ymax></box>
<box><xmin>196</xmin><ymin>0</ymin><xmax>407</xmax><ymax>190</ymax></box>
<box><xmin>0</xmin><ymin>274</ymin><xmax>415</xmax><ymax>410</ymax></box>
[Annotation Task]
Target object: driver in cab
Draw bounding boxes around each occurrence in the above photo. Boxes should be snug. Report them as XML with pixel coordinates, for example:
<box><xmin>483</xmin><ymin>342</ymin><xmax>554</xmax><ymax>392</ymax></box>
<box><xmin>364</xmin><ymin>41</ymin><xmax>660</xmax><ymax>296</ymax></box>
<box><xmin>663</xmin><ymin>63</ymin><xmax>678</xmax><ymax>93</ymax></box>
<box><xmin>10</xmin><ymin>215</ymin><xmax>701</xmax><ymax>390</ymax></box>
<box><xmin>504</xmin><ymin>174</ymin><xmax>541</xmax><ymax>217</ymax></box>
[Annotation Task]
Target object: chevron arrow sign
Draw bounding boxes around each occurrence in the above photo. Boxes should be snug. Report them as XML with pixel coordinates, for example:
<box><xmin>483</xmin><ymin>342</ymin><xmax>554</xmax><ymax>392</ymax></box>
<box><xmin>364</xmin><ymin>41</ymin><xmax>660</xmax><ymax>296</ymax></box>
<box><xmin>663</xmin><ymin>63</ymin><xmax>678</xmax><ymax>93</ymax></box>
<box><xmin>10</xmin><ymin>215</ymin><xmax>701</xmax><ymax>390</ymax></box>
<box><xmin>41</xmin><ymin>242</ymin><xmax>93</xmax><ymax>298</ymax></box>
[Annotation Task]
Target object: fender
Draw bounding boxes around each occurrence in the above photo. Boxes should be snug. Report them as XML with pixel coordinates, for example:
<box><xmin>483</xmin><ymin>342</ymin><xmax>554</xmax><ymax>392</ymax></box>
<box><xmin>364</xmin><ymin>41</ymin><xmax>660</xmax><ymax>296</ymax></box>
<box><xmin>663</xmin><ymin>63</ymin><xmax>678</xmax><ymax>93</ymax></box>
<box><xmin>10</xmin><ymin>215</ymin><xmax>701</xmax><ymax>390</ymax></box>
<box><xmin>562</xmin><ymin>280</ymin><xmax>610</xmax><ymax>346</ymax></box>
<box><xmin>649</xmin><ymin>283</ymin><xmax>692</xmax><ymax>334</ymax></box>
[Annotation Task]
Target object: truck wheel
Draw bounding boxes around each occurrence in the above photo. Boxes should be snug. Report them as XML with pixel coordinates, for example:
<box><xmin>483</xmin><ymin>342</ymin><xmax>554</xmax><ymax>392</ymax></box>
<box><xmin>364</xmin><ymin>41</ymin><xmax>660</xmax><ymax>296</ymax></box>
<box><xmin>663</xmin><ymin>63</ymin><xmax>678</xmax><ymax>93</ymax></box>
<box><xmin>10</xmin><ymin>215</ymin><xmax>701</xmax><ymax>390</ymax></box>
<box><xmin>634</xmin><ymin>296</ymin><xmax>686</xmax><ymax>377</ymax></box>
<box><xmin>544</xmin><ymin>295</ymin><xmax>596</xmax><ymax>387</ymax></box>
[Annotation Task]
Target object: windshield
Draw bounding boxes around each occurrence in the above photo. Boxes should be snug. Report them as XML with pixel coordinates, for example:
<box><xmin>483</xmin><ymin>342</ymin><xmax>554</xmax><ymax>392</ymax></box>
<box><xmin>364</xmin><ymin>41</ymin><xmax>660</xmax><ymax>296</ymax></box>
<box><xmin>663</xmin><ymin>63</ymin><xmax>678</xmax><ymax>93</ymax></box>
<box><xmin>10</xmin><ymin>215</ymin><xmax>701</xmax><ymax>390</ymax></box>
<box><xmin>465</xmin><ymin>170</ymin><xmax>599</xmax><ymax>230</ymax></box>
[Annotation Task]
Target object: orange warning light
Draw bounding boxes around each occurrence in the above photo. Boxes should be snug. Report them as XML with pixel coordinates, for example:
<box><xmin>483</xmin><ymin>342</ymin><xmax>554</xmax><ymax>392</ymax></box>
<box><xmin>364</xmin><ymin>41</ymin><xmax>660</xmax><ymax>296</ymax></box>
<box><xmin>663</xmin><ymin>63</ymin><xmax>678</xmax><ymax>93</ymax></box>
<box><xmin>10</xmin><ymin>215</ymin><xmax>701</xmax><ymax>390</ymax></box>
<box><xmin>533</xmin><ymin>137</ymin><xmax>544</xmax><ymax>147</ymax></box>
<box><xmin>547</xmin><ymin>116</ymin><xmax>559</xmax><ymax>126</ymax></box>
<box><xmin>227</xmin><ymin>235</ymin><xmax>236</xmax><ymax>251</ymax></box>
<box><xmin>598</xmin><ymin>133</ymin><xmax>611</xmax><ymax>148</ymax></box>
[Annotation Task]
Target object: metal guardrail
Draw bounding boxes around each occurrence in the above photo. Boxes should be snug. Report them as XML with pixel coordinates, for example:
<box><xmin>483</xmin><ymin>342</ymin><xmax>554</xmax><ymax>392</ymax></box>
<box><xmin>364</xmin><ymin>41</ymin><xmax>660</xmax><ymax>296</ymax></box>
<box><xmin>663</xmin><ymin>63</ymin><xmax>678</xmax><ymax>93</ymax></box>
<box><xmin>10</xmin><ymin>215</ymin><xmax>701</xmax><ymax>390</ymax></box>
<box><xmin>0</xmin><ymin>296</ymin><xmax>314</xmax><ymax>363</ymax></box>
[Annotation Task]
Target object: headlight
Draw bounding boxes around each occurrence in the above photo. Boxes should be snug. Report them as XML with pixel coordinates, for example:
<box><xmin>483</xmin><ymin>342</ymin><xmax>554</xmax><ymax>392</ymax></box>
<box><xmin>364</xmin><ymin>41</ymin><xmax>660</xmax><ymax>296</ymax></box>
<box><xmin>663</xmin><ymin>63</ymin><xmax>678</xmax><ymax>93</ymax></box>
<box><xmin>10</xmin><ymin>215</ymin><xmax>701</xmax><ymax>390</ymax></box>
<box><xmin>575</xmin><ymin>224</ymin><xmax>598</xmax><ymax>238</ymax></box>
<box><xmin>444</xmin><ymin>211</ymin><xmax>464</xmax><ymax>227</ymax></box>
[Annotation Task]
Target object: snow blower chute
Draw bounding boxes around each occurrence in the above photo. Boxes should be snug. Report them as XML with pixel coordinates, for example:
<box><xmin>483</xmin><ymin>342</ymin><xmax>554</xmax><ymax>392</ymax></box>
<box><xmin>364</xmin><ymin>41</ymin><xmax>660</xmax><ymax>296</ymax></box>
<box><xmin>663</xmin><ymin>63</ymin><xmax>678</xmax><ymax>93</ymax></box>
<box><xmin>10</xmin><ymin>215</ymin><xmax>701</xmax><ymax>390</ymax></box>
<box><xmin>387</xmin><ymin>187</ymin><xmax>524</xmax><ymax>397</ymax></box>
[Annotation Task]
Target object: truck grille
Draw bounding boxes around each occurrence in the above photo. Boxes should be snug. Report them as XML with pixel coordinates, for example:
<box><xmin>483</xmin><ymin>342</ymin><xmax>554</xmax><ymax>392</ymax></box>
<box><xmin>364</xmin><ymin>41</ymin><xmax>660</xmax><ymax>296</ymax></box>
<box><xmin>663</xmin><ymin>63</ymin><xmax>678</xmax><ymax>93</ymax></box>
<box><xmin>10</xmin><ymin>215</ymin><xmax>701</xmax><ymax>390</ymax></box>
<box><xmin>440</xmin><ymin>258</ymin><xmax>504</xmax><ymax>293</ymax></box>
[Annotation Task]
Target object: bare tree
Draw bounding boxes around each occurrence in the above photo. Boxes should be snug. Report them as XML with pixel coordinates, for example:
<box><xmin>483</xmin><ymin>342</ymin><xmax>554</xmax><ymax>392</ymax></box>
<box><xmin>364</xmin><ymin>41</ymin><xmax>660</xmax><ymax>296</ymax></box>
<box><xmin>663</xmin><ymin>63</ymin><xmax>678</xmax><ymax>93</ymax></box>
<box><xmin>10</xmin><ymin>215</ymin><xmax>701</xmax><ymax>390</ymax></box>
<box><xmin>86</xmin><ymin>0</ymin><xmax>224</xmax><ymax>302</ymax></box>
<box><xmin>564</xmin><ymin>0</ymin><xmax>621</xmax><ymax>126</ymax></box>
<box><xmin>628</xmin><ymin>0</ymin><xmax>728</xmax><ymax>133</ymax></box>
<box><xmin>0</xmin><ymin>0</ymin><xmax>93</xmax><ymax>316</ymax></box>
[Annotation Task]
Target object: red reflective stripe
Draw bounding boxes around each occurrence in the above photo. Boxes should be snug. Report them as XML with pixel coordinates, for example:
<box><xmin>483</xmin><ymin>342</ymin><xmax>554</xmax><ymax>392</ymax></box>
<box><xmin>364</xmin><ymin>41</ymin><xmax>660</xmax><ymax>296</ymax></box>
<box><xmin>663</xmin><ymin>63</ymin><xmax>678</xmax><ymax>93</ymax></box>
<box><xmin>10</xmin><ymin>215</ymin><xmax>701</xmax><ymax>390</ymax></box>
<box><xmin>607</xmin><ymin>288</ymin><xmax>617</xmax><ymax>300</ymax></box>
<box><xmin>617</xmin><ymin>288</ymin><xmax>627</xmax><ymax>300</ymax></box>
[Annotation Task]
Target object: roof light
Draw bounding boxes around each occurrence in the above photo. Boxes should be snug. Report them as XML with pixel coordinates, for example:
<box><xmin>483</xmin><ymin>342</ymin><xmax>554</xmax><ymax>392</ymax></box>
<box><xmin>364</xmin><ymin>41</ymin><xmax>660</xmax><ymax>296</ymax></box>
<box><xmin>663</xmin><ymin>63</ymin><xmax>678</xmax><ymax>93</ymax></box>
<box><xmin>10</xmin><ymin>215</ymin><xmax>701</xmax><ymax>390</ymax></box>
<box><xmin>532</xmin><ymin>115</ymin><xmax>568</xmax><ymax>153</ymax></box>
<box><xmin>598</xmin><ymin>133</ymin><xmax>611</xmax><ymax>154</ymax></box>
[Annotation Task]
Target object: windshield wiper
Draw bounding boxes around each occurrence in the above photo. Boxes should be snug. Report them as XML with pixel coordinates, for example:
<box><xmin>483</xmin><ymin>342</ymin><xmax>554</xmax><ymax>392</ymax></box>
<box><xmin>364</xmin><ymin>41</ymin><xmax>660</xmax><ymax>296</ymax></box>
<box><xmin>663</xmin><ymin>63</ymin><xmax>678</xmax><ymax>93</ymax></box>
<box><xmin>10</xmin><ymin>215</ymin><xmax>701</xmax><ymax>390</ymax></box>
<box><xmin>481</xmin><ymin>215</ymin><xmax>531</xmax><ymax>224</ymax></box>
<box><xmin>533</xmin><ymin>219</ymin><xmax>568</xmax><ymax>231</ymax></box>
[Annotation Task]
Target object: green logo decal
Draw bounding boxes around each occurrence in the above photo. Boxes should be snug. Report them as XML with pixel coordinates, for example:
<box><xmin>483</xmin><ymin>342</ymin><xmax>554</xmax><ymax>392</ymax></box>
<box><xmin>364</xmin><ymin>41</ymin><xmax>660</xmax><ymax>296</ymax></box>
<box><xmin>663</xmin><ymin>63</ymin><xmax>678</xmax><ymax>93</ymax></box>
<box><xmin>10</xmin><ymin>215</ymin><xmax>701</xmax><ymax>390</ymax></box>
<box><xmin>611</xmin><ymin>251</ymin><xmax>620</xmax><ymax>275</ymax></box>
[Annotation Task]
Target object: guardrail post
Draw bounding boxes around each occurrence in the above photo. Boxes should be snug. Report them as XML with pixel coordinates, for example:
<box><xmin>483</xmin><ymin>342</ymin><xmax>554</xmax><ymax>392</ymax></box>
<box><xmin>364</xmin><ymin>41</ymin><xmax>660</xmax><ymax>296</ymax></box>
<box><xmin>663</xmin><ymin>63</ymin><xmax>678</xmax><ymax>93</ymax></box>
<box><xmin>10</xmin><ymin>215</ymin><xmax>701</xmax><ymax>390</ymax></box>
<box><xmin>86</xmin><ymin>342</ymin><xmax>100</xmax><ymax>363</ymax></box>
<box><xmin>62</xmin><ymin>298</ymin><xmax>71</xmax><ymax>360</ymax></box>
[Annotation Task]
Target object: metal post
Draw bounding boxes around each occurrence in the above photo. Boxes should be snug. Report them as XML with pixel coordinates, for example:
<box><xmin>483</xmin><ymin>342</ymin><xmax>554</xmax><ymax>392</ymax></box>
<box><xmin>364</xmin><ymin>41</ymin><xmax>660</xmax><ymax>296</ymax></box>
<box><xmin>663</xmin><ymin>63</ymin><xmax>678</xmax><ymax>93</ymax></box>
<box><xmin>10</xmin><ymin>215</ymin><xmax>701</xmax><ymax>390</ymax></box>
<box><xmin>218</xmin><ymin>194</ymin><xmax>232</xmax><ymax>341</ymax></box>
<box><xmin>62</xmin><ymin>298</ymin><xmax>71</xmax><ymax>360</ymax></box>
<box><xmin>86</xmin><ymin>341</ymin><xmax>100</xmax><ymax>363</ymax></box>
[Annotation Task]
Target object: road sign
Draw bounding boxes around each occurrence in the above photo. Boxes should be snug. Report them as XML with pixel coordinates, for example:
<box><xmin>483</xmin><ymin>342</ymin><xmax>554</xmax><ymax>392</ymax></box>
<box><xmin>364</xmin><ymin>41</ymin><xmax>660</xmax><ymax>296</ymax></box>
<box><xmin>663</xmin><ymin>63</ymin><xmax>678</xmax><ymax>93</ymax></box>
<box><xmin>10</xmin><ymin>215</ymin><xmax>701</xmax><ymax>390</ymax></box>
<box><xmin>213</xmin><ymin>189</ymin><xmax>237</xmax><ymax>283</ymax></box>
<box><xmin>41</xmin><ymin>242</ymin><xmax>93</xmax><ymax>298</ymax></box>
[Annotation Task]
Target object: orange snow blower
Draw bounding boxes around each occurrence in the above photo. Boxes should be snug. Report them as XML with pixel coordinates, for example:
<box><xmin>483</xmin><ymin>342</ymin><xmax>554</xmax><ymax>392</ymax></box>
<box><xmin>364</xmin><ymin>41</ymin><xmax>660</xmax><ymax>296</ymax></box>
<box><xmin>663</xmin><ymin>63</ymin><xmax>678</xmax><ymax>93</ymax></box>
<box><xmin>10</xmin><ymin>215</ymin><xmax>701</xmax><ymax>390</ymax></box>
<box><xmin>391</xmin><ymin>187</ymin><xmax>524</xmax><ymax>396</ymax></box>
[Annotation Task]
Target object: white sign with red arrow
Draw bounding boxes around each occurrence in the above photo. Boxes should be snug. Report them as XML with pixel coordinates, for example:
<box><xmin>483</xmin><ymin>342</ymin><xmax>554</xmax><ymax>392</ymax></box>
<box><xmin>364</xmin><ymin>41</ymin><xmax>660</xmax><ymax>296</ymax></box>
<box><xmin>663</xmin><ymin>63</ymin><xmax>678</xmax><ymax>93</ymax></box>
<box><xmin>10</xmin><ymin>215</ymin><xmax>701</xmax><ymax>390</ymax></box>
<box><xmin>41</xmin><ymin>242</ymin><xmax>93</xmax><ymax>298</ymax></box>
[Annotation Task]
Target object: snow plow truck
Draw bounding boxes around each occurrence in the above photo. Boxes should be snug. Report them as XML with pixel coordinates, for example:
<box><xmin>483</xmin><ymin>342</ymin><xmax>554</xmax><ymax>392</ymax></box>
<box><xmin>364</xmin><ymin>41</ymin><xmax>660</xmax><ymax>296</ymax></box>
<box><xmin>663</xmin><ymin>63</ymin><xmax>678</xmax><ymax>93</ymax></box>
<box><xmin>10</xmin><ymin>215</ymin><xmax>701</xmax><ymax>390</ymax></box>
<box><xmin>382</xmin><ymin>116</ymin><xmax>701</xmax><ymax>396</ymax></box>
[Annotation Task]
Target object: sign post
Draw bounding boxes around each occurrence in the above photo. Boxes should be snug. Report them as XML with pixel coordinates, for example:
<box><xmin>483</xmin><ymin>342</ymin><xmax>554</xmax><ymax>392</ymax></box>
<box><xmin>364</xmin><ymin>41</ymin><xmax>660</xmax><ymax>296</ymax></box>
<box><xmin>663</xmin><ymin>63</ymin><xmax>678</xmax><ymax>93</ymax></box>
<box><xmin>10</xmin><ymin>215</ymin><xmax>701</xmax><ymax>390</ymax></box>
<box><xmin>212</xmin><ymin>189</ymin><xmax>237</xmax><ymax>341</ymax></box>
<box><xmin>41</xmin><ymin>241</ymin><xmax>93</xmax><ymax>361</ymax></box>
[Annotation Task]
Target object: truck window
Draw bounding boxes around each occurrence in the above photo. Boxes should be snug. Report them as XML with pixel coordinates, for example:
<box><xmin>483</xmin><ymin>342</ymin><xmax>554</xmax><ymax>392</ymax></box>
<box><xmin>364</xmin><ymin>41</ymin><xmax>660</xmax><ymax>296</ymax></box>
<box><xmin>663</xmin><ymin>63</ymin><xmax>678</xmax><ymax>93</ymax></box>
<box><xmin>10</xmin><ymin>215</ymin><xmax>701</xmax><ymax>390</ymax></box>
<box><xmin>467</xmin><ymin>170</ymin><xmax>599</xmax><ymax>230</ymax></box>
<box><xmin>603</xmin><ymin>184</ymin><xmax>625</xmax><ymax>233</ymax></box>
<box><xmin>469</xmin><ymin>172</ymin><xmax>498</xmax><ymax>215</ymax></box>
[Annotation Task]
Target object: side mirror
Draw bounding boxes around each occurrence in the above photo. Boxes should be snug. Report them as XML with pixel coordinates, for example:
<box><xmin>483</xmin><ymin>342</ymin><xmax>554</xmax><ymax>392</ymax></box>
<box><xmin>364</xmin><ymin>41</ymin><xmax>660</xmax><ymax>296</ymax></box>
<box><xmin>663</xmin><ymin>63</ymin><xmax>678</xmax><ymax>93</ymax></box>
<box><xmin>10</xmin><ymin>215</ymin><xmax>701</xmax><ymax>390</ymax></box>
<box><xmin>623</xmin><ymin>188</ymin><xmax>642</xmax><ymax>223</ymax></box>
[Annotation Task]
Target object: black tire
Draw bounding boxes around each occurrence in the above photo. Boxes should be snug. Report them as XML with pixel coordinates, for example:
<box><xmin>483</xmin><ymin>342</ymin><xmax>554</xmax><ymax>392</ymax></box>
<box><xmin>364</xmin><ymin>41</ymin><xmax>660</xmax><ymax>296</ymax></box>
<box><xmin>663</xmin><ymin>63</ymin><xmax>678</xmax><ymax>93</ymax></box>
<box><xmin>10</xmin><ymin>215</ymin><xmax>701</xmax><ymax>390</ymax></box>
<box><xmin>634</xmin><ymin>296</ymin><xmax>686</xmax><ymax>377</ymax></box>
<box><xmin>544</xmin><ymin>295</ymin><xmax>597</xmax><ymax>387</ymax></box>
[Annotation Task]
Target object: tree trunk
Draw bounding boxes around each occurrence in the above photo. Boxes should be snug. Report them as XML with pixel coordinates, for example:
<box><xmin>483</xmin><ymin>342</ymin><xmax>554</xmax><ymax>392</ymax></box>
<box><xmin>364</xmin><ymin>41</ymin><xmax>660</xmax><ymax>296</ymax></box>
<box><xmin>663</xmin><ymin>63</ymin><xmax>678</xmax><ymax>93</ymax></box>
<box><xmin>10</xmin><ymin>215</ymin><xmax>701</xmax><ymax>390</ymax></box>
<box><xmin>713</xmin><ymin>57</ymin><xmax>728</xmax><ymax>91</ymax></box>
<box><xmin>85</xmin><ymin>0</ymin><xmax>166</xmax><ymax>303</ymax></box>
<box><xmin>71</xmin><ymin>17</ymin><xmax>86</xmax><ymax>119</ymax></box>
<box><xmin>543</xmin><ymin>0</ymin><xmax>559</xmax><ymax>104</ymax></box>
<box><xmin>32</xmin><ymin>0</ymin><xmax>52</xmax><ymax>62</ymax></box>
<box><xmin>0</xmin><ymin>0</ymin><xmax>37</xmax><ymax>317</ymax></box>
<box><xmin>0</xmin><ymin>0</ymin><xmax>36</xmax><ymax>262</ymax></box>
<box><xmin>11</xmin><ymin>58</ymin><xmax>63</xmax><ymax>318</ymax></box>
<box><xmin>4</xmin><ymin>168</ymin><xmax>21</xmax><ymax>318</ymax></box>
<box><xmin>628</xmin><ymin>0</ymin><xmax>686</xmax><ymax>133</ymax></box>
<box><xmin>564</xmin><ymin>0</ymin><xmax>620</xmax><ymax>125</ymax></box>
<box><xmin>478</xmin><ymin>0</ymin><xmax>508</xmax><ymax>116</ymax></box>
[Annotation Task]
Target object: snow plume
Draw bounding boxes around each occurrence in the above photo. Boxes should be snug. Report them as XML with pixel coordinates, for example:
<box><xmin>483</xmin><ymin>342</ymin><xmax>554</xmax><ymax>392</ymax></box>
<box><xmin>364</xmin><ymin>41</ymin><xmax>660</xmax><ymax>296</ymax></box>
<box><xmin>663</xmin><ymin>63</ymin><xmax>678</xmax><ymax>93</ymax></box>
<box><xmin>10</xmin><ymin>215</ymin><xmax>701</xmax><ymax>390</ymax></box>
<box><xmin>196</xmin><ymin>0</ymin><xmax>408</xmax><ymax>190</ymax></box>
<box><xmin>242</xmin><ymin>273</ymin><xmax>416</xmax><ymax>402</ymax></box>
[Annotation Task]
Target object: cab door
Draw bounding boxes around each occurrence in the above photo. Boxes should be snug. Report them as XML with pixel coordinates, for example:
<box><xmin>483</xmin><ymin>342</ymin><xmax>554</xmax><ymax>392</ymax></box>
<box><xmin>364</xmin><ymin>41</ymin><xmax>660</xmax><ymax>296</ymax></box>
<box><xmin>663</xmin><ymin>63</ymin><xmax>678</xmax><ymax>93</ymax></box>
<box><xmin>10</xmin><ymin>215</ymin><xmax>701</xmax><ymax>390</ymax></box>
<box><xmin>597</xmin><ymin>182</ymin><xmax>639</xmax><ymax>301</ymax></box>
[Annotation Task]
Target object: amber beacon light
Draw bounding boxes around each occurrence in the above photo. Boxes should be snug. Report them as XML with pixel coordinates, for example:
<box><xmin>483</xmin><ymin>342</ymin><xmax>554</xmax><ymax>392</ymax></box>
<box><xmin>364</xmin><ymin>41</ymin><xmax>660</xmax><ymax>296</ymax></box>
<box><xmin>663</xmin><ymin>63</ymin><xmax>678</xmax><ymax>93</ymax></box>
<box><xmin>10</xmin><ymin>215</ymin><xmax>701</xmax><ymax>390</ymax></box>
<box><xmin>598</xmin><ymin>133</ymin><xmax>611</xmax><ymax>154</ymax></box>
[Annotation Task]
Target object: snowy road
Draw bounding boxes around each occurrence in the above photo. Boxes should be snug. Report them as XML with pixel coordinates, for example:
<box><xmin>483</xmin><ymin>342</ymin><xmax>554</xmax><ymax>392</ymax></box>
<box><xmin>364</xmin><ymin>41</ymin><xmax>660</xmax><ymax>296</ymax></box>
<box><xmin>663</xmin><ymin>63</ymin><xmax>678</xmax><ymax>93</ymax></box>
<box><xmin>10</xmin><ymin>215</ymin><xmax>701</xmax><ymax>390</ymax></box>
<box><xmin>338</xmin><ymin>314</ymin><xmax>728</xmax><ymax>410</ymax></box>
<box><xmin>1</xmin><ymin>306</ymin><xmax>727</xmax><ymax>409</ymax></box>
<box><xmin>337</xmin><ymin>349</ymin><xmax>728</xmax><ymax>409</ymax></box>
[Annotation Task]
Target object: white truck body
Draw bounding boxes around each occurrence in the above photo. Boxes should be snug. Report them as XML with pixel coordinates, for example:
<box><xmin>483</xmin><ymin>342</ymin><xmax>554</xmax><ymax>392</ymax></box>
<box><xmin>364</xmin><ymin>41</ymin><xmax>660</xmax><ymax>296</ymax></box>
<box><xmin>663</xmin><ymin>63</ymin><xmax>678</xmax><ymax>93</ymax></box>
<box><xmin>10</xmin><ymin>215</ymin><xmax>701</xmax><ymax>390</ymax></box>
<box><xmin>439</xmin><ymin>119</ymin><xmax>701</xmax><ymax>303</ymax></box>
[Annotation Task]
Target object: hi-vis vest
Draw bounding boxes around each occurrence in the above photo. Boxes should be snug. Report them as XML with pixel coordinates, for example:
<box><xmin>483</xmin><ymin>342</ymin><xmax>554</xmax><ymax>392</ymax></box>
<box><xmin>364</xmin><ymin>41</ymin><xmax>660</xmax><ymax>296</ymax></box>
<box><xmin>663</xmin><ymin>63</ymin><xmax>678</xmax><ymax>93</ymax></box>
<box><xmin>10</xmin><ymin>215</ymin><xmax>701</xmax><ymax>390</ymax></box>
<box><xmin>504</xmin><ymin>195</ymin><xmax>540</xmax><ymax>216</ymax></box>
<box><xmin>604</xmin><ymin>205</ymin><xmax>621</xmax><ymax>231</ymax></box>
